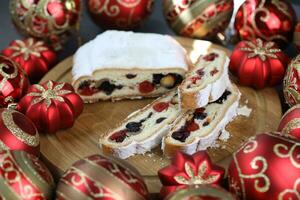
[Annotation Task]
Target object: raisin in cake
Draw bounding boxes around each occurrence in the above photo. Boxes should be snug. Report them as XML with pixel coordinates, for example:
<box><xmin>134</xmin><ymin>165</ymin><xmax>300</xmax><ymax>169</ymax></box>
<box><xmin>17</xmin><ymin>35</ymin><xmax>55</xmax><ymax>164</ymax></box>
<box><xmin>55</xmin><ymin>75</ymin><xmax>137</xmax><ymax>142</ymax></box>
<box><xmin>72</xmin><ymin>31</ymin><xmax>190</xmax><ymax>103</ymax></box>
<box><xmin>162</xmin><ymin>83</ymin><xmax>240</xmax><ymax>157</ymax></box>
<box><xmin>179</xmin><ymin>50</ymin><xmax>230</xmax><ymax>110</ymax></box>
<box><xmin>99</xmin><ymin>91</ymin><xmax>180</xmax><ymax>159</ymax></box>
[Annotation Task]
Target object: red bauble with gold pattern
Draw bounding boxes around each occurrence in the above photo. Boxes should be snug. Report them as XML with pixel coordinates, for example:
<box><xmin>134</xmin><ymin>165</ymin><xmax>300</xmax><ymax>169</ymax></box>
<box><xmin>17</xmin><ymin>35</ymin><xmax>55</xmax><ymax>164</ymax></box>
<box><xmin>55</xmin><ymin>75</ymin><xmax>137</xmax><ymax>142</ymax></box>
<box><xmin>163</xmin><ymin>0</ymin><xmax>234</xmax><ymax>39</ymax></box>
<box><xmin>17</xmin><ymin>80</ymin><xmax>84</xmax><ymax>134</ymax></box>
<box><xmin>165</xmin><ymin>185</ymin><xmax>235</xmax><ymax>200</ymax></box>
<box><xmin>158</xmin><ymin>151</ymin><xmax>225</xmax><ymax>199</ymax></box>
<box><xmin>0</xmin><ymin>108</ymin><xmax>39</xmax><ymax>156</ymax></box>
<box><xmin>56</xmin><ymin>154</ymin><xmax>148</xmax><ymax>199</ymax></box>
<box><xmin>278</xmin><ymin>105</ymin><xmax>300</xmax><ymax>140</ymax></box>
<box><xmin>0</xmin><ymin>55</ymin><xmax>29</xmax><ymax>107</ymax></box>
<box><xmin>229</xmin><ymin>38</ymin><xmax>289</xmax><ymax>89</ymax></box>
<box><xmin>0</xmin><ymin>150</ymin><xmax>54</xmax><ymax>199</ymax></box>
<box><xmin>10</xmin><ymin>0</ymin><xmax>81</xmax><ymax>49</ymax></box>
<box><xmin>234</xmin><ymin>0</ymin><xmax>296</xmax><ymax>47</ymax></box>
<box><xmin>2</xmin><ymin>38</ymin><xmax>57</xmax><ymax>83</ymax></box>
<box><xmin>87</xmin><ymin>0</ymin><xmax>154</xmax><ymax>30</ymax></box>
<box><xmin>284</xmin><ymin>54</ymin><xmax>300</xmax><ymax>107</ymax></box>
<box><xmin>294</xmin><ymin>22</ymin><xmax>300</xmax><ymax>52</ymax></box>
<box><xmin>228</xmin><ymin>132</ymin><xmax>300</xmax><ymax>200</ymax></box>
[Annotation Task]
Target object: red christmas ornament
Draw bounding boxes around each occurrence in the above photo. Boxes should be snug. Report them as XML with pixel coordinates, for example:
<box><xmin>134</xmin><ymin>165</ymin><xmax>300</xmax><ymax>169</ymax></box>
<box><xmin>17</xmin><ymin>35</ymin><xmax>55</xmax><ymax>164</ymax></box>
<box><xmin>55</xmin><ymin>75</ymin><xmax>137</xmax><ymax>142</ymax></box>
<box><xmin>56</xmin><ymin>154</ymin><xmax>148</xmax><ymax>199</ymax></box>
<box><xmin>165</xmin><ymin>185</ymin><xmax>235</xmax><ymax>200</ymax></box>
<box><xmin>2</xmin><ymin>38</ymin><xmax>57</xmax><ymax>83</ymax></box>
<box><xmin>278</xmin><ymin>105</ymin><xmax>300</xmax><ymax>140</ymax></box>
<box><xmin>284</xmin><ymin>54</ymin><xmax>300</xmax><ymax>106</ymax></box>
<box><xmin>10</xmin><ymin>0</ymin><xmax>81</xmax><ymax>49</ymax></box>
<box><xmin>229</xmin><ymin>38</ymin><xmax>289</xmax><ymax>89</ymax></box>
<box><xmin>87</xmin><ymin>0</ymin><xmax>154</xmax><ymax>30</ymax></box>
<box><xmin>158</xmin><ymin>151</ymin><xmax>225</xmax><ymax>199</ymax></box>
<box><xmin>18</xmin><ymin>80</ymin><xmax>84</xmax><ymax>134</ymax></box>
<box><xmin>0</xmin><ymin>108</ymin><xmax>39</xmax><ymax>156</ymax></box>
<box><xmin>0</xmin><ymin>55</ymin><xmax>29</xmax><ymax>107</ymax></box>
<box><xmin>0</xmin><ymin>150</ymin><xmax>54</xmax><ymax>199</ymax></box>
<box><xmin>294</xmin><ymin>22</ymin><xmax>300</xmax><ymax>52</ymax></box>
<box><xmin>228</xmin><ymin>132</ymin><xmax>300</xmax><ymax>200</ymax></box>
<box><xmin>234</xmin><ymin>0</ymin><xmax>296</xmax><ymax>47</ymax></box>
<box><xmin>163</xmin><ymin>0</ymin><xmax>234</xmax><ymax>39</ymax></box>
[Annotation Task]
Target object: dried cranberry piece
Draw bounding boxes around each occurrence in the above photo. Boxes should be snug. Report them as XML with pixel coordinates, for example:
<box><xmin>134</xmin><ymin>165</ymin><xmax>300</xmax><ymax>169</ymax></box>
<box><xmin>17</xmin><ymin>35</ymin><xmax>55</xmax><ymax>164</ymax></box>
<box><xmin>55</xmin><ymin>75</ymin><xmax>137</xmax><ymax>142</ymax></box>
<box><xmin>210</xmin><ymin>68</ymin><xmax>219</xmax><ymax>76</ymax></box>
<box><xmin>196</xmin><ymin>68</ymin><xmax>205</xmax><ymax>76</ymax></box>
<box><xmin>190</xmin><ymin>76</ymin><xmax>201</xmax><ymax>84</ymax></box>
<box><xmin>109</xmin><ymin>130</ymin><xmax>127</xmax><ymax>143</ymax></box>
<box><xmin>186</xmin><ymin>120</ymin><xmax>199</xmax><ymax>132</ymax></box>
<box><xmin>138</xmin><ymin>81</ymin><xmax>155</xmax><ymax>93</ymax></box>
<box><xmin>153</xmin><ymin>102</ymin><xmax>169</xmax><ymax>112</ymax></box>
<box><xmin>203</xmin><ymin>53</ymin><xmax>219</xmax><ymax>61</ymax></box>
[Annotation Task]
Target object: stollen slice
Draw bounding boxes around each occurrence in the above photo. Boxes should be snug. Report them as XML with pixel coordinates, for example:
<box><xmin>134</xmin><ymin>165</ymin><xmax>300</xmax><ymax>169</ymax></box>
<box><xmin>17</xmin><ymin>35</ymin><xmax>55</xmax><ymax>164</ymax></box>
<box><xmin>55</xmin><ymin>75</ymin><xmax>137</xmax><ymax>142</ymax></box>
<box><xmin>179</xmin><ymin>50</ymin><xmax>230</xmax><ymax>110</ymax></box>
<box><xmin>99</xmin><ymin>90</ymin><xmax>180</xmax><ymax>159</ymax></box>
<box><xmin>162</xmin><ymin>83</ymin><xmax>240</xmax><ymax>157</ymax></box>
<box><xmin>72</xmin><ymin>30</ymin><xmax>190</xmax><ymax>103</ymax></box>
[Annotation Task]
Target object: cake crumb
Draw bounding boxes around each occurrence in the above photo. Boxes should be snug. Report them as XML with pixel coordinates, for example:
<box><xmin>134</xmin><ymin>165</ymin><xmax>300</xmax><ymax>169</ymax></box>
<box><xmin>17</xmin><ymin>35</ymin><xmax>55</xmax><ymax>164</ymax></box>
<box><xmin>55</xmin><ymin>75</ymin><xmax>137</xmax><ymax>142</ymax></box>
<box><xmin>238</xmin><ymin>105</ymin><xmax>252</xmax><ymax>117</ymax></box>
<box><xmin>219</xmin><ymin>129</ymin><xmax>231</xmax><ymax>142</ymax></box>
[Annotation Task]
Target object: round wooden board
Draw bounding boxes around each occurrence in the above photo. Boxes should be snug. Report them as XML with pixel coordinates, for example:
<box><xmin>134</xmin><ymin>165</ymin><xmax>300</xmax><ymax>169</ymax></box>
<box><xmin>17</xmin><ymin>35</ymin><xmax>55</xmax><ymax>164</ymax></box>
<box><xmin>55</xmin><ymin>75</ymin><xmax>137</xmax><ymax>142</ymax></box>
<box><xmin>40</xmin><ymin>37</ymin><xmax>282</xmax><ymax>193</ymax></box>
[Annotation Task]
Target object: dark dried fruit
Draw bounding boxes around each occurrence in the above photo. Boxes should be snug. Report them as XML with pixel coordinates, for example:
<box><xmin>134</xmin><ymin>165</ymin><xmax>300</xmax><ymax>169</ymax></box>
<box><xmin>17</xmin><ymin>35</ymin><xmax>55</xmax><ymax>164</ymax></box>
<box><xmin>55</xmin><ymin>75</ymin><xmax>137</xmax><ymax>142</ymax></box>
<box><xmin>203</xmin><ymin>53</ymin><xmax>219</xmax><ymax>61</ymax></box>
<box><xmin>153</xmin><ymin>74</ymin><xmax>164</xmax><ymax>84</ymax></box>
<box><xmin>99</xmin><ymin>81</ymin><xmax>123</xmax><ymax>95</ymax></box>
<box><xmin>196</xmin><ymin>69</ymin><xmax>205</xmax><ymax>76</ymax></box>
<box><xmin>213</xmin><ymin>90</ymin><xmax>231</xmax><ymax>104</ymax></box>
<box><xmin>172</xmin><ymin>129</ymin><xmax>190</xmax><ymax>142</ymax></box>
<box><xmin>138</xmin><ymin>81</ymin><xmax>155</xmax><ymax>93</ymax></box>
<box><xmin>109</xmin><ymin>130</ymin><xmax>127</xmax><ymax>143</ymax></box>
<box><xmin>210</xmin><ymin>68</ymin><xmax>219</xmax><ymax>76</ymax></box>
<box><xmin>126</xmin><ymin>74</ymin><xmax>137</xmax><ymax>79</ymax></box>
<box><xmin>126</xmin><ymin>122</ymin><xmax>142</xmax><ymax>133</ymax></box>
<box><xmin>194</xmin><ymin>108</ymin><xmax>207</xmax><ymax>120</ymax></box>
<box><xmin>203</xmin><ymin>121</ymin><xmax>210</xmax><ymax>126</ymax></box>
<box><xmin>153</xmin><ymin>102</ymin><xmax>169</xmax><ymax>112</ymax></box>
<box><xmin>170</xmin><ymin>73</ymin><xmax>183</xmax><ymax>85</ymax></box>
<box><xmin>156</xmin><ymin>117</ymin><xmax>166</xmax><ymax>124</ymax></box>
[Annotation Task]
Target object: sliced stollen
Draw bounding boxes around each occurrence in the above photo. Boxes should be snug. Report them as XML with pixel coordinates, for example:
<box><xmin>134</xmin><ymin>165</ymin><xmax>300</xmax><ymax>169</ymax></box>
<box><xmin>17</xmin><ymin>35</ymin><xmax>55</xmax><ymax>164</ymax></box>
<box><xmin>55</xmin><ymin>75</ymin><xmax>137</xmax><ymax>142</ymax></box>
<box><xmin>162</xmin><ymin>83</ymin><xmax>240</xmax><ymax>157</ymax></box>
<box><xmin>99</xmin><ymin>91</ymin><xmax>180</xmax><ymax>159</ymax></box>
<box><xmin>72</xmin><ymin>30</ymin><xmax>190</xmax><ymax>103</ymax></box>
<box><xmin>179</xmin><ymin>50</ymin><xmax>230</xmax><ymax>110</ymax></box>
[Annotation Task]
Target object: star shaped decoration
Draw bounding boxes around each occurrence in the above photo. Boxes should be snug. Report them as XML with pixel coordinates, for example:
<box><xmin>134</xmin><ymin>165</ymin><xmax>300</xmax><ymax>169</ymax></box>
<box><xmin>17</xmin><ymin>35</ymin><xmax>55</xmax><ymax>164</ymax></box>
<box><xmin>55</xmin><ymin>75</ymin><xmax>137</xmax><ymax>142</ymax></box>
<box><xmin>240</xmin><ymin>38</ymin><xmax>281</xmax><ymax>61</ymax></box>
<box><xmin>9</xmin><ymin>38</ymin><xmax>48</xmax><ymax>60</ymax></box>
<box><xmin>158</xmin><ymin>151</ymin><xmax>225</xmax><ymax>198</ymax></box>
<box><xmin>28</xmin><ymin>81</ymin><xmax>71</xmax><ymax>108</ymax></box>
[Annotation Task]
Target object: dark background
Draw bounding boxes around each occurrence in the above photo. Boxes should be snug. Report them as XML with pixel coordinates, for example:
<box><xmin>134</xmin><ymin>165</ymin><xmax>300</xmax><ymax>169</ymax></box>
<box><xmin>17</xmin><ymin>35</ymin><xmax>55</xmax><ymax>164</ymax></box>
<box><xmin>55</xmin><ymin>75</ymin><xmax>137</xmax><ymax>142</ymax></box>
<box><xmin>0</xmin><ymin>0</ymin><xmax>300</xmax><ymax>110</ymax></box>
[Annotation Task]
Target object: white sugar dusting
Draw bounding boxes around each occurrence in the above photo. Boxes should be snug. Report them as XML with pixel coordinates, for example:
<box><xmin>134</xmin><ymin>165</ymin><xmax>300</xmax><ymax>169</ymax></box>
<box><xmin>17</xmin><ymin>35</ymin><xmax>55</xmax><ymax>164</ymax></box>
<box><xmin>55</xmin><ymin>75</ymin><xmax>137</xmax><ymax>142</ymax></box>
<box><xmin>237</xmin><ymin>105</ymin><xmax>252</xmax><ymax>117</ymax></box>
<box><xmin>219</xmin><ymin>129</ymin><xmax>231</xmax><ymax>142</ymax></box>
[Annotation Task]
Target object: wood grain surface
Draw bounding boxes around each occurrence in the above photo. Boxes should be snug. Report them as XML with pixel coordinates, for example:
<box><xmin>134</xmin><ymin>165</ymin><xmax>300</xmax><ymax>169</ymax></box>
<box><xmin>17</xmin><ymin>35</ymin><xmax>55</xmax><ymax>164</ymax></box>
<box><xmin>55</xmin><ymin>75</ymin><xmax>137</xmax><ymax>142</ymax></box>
<box><xmin>39</xmin><ymin>37</ymin><xmax>282</xmax><ymax>193</ymax></box>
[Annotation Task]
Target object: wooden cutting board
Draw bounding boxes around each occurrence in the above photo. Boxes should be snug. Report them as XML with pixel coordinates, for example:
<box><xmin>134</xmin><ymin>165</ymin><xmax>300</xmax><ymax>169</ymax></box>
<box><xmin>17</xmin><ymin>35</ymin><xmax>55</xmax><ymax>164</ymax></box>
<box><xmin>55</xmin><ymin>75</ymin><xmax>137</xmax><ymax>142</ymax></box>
<box><xmin>39</xmin><ymin>37</ymin><xmax>282</xmax><ymax>193</ymax></box>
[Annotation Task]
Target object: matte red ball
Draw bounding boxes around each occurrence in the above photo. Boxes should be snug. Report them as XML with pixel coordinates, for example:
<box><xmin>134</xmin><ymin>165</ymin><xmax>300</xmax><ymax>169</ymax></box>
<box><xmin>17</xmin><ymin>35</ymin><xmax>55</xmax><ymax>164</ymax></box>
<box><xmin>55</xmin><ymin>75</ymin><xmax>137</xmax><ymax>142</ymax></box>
<box><xmin>56</xmin><ymin>154</ymin><xmax>148</xmax><ymax>199</ymax></box>
<box><xmin>18</xmin><ymin>80</ymin><xmax>84</xmax><ymax>134</ymax></box>
<box><xmin>0</xmin><ymin>150</ymin><xmax>55</xmax><ymax>199</ymax></box>
<box><xmin>0</xmin><ymin>108</ymin><xmax>39</xmax><ymax>156</ymax></box>
<box><xmin>87</xmin><ymin>0</ymin><xmax>154</xmax><ymax>30</ymax></box>
<box><xmin>2</xmin><ymin>38</ymin><xmax>57</xmax><ymax>83</ymax></box>
<box><xmin>229</xmin><ymin>38</ymin><xmax>289</xmax><ymax>89</ymax></box>
<box><xmin>234</xmin><ymin>0</ymin><xmax>296</xmax><ymax>47</ymax></box>
<box><xmin>228</xmin><ymin>132</ymin><xmax>300</xmax><ymax>200</ymax></box>
<box><xmin>278</xmin><ymin>105</ymin><xmax>300</xmax><ymax>140</ymax></box>
<box><xmin>0</xmin><ymin>55</ymin><xmax>29</xmax><ymax>107</ymax></box>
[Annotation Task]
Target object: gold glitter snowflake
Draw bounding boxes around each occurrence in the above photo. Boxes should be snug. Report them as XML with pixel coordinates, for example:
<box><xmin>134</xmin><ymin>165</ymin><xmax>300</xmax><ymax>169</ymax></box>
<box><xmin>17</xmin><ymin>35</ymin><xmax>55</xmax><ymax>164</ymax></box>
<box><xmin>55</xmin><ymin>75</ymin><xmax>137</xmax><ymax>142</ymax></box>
<box><xmin>9</xmin><ymin>38</ymin><xmax>48</xmax><ymax>60</ymax></box>
<box><xmin>28</xmin><ymin>81</ymin><xmax>71</xmax><ymax>108</ymax></box>
<box><xmin>240</xmin><ymin>38</ymin><xmax>281</xmax><ymax>61</ymax></box>
<box><xmin>174</xmin><ymin>161</ymin><xmax>220</xmax><ymax>185</ymax></box>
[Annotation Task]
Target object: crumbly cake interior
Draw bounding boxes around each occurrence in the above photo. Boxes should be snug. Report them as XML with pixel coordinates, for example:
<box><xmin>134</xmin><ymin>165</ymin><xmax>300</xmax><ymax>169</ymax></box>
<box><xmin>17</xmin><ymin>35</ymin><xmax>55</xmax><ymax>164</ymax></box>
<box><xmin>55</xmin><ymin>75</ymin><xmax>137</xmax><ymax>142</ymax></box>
<box><xmin>76</xmin><ymin>70</ymin><xmax>184</xmax><ymax>100</ymax></box>
<box><xmin>102</xmin><ymin>91</ymin><xmax>180</xmax><ymax>147</ymax></box>
<box><xmin>168</xmin><ymin>87</ymin><xmax>237</xmax><ymax>144</ymax></box>
<box><xmin>181</xmin><ymin>52</ymin><xmax>225</xmax><ymax>91</ymax></box>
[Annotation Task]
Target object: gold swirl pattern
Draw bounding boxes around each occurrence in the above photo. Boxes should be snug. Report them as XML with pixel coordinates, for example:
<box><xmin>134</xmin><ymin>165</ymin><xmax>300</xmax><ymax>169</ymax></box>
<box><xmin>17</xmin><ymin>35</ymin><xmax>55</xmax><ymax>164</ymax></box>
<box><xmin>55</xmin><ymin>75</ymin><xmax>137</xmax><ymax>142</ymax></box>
<box><xmin>62</xmin><ymin>167</ymin><xmax>119</xmax><ymax>198</ymax></box>
<box><xmin>273</xmin><ymin>143</ymin><xmax>300</xmax><ymax>168</ymax></box>
<box><xmin>239</xmin><ymin>156</ymin><xmax>270</xmax><ymax>193</ymax></box>
<box><xmin>240</xmin><ymin>0</ymin><xmax>292</xmax><ymax>43</ymax></box>
<box><xmin>281</xmin><ymin>119</ymin><xmax>300</xmax><ymax>136</ymax></box>
<box><xmin>278</xmin><ymin>178</ymin><xmax>300</xmax><ymax>200</ymax></box>
<box><xmin>0</xmin><ymin>151</ymin><xmax>43</xmax><ymax>199</ymax></box>
<box><xmin>0</xmin><ymin>63</ymin><xmax>18</xmax><ymax>92</ymax></box>
<box><xmin>2</xmin><ymin>109</ymin><xmax>39</xmax><ymax>147</ymax></box>
<box><xmin>242</xmin><ymin>139</ymin><xmax>258</xmax><ymax>153</ymax></box>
